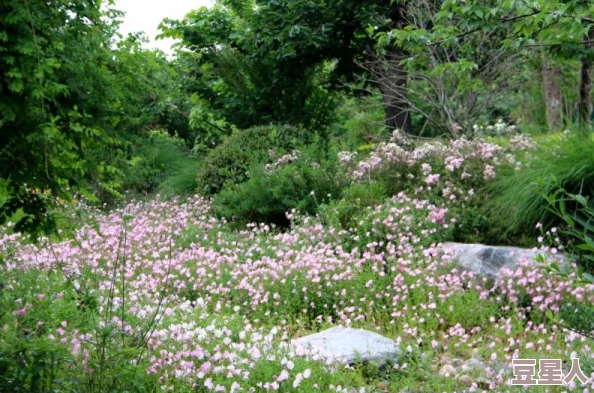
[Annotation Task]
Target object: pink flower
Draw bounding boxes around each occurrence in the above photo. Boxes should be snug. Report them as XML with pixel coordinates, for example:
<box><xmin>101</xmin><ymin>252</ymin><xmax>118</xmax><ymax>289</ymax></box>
<box><xmin>293</xmin><ymin>374</ymin><xmax>303</xmax><ymax>388</ymax></box>
<box><xmin>425</xmin><ymin>174</ymin><xmax>440</xmax><ymax>185</ymax></box>
<box><xmin>277</xmin><ymin>369</ymin><xmax>290</xmax><ymax>382</ymax></box>
<box><xmin>483</xmin><ymin>165</ymin><xmax>496</xmax><ymax>179</ymax></box>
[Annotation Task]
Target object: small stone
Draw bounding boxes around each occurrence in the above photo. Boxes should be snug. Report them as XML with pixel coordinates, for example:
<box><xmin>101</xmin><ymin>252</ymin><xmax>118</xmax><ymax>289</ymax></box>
<box><xmin>458</xmin><ymin>375</ymin><xmax>475</xmax><ymax>387</ymax></box>
<box><xmin>476</xmin><ymin>377</ymin><xmax>491</xmax><ymax>390</ymax></box>
<box><xmin>377</xmin><ymin>381</ymin><xmax>389</xmax><ymax>391</ymax></box>
<box><xmin>439</xmin><ymin>364</ymin><xmax>457</xmax><ymax>377</ymax></box>
<box><xmin>462</xmin><ymin>358</ymin><xmax>487</xmax><ymax>372</ymax></box>
<box><xmin>491</xmin><ymin>361</ymin><xmax>512</xmax><ymax>374</ymax></box>
<box><xmin>452</xmin><ymin>358</ymin><xmax>464</xmax><ymax>367</ymax></box>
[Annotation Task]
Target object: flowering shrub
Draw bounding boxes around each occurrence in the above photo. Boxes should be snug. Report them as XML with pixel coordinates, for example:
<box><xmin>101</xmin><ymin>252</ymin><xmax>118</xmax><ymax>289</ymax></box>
<box><xmin>196</xmin><ymin>125</ymin><xmax>307</xmax><ymax>196</ymax></box>
<box><xmin>336</xmin><ymin>130</ymin><xmax>534</xmax><ymax>243</ymax></box>
<box><xmin>472</xmin><ymin>119</ymin><xmax>518</xmax><ymax>137</ymax></box>
<box><xmin>344</xmin><ymin>130</ymin><xmax>518</xmax><ymax>197</ymax></box>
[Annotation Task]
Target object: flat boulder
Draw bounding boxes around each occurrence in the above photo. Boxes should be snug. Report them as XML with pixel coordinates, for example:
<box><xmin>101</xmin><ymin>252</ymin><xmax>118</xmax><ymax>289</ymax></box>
<box><xmin>442</xmin><ymin>242</ymin><xmax>562</xmax><ymax>279</ymax></box>
<box><xmin>290</xmin><ymin>326</ymin><xmax>400</xmax><ymax>366</ymax></box>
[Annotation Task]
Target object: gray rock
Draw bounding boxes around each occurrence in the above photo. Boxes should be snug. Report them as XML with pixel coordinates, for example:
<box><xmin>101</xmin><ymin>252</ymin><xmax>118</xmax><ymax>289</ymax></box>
<box><xmin>376</xmin><ymin>380</ymin><xmax>390</xmax><ymax>391</ymax></box>
<box><xmin>458</xmin><ymin>375</ymin><xmax>475</xmax><ymax>387</ymax></box>
<box><xmin>441</xmin><ymin>243</ymin><xmax>561</xmax><ymax>279</ymax></box>
<box><xmin>290</xmin><ymin>326</ymin><xmax>400</xmax><ymax>366</ymax></box>
<box><xmin>452</xmin><ymin>358</ymin><xmax>464</xmax><ymax>367</ymax></box>
<box><xmin>491</xmin><ymin>361</ymin><xmax>513</xmax><ymax>374</ymax></box>
<box><xmin>461</xmin><ymin>358</ymin><xmax>487</xmax><ymax>372</ymax></box>
<box><xmin>439</xmin><ymin>364</ymin><xmax>457</xmax><ymax>377</ymax></box>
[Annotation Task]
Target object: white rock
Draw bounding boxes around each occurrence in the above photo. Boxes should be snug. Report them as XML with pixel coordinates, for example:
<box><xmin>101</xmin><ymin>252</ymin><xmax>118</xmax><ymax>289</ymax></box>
<box><xmin>290</xmin><ymin>326</ymin><xmax>401</xmax><ymax>366</ymax></box>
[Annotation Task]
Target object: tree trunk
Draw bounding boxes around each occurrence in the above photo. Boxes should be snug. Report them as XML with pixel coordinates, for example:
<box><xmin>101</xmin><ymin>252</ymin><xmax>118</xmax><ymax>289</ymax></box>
<box><xmin>377</xmin><ymin>47</ymin><xmax>413</xmax><ymax>135</ymax></box>
<box><xmin>578</xmin><ymin>29</ymin><xmax>594</xmax><ymax>128</ymax></box>
<box><xmin>542</xmin><ymin>53</ymin><xmax>563</xmax><ymax>131</ymax></box>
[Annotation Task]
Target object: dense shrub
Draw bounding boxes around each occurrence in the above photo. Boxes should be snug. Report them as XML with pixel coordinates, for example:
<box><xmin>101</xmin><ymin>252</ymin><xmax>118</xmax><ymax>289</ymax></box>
<box><xmin>212</xmin><ymin>145</ymin><xmax>347</xmax><ymax>227</ymax></box>
<box><xmin>336</xmin><ymin>130</ymin><xmax>529</xmax><ymax>244</ymax></box>
<box><xmin>319</xmin><ymin>182</ymin><xmax>388</xmax><ymax>230</ymax></box>
<box><xmin>329</xmin><ymin>96</ymin><xmax>386</xmax><ymax>149</ymax></box>
<box><xmin>196</xmin><ymin>125</ymin><xmax>310</xmax><ymax>195</ymax></box>
<box><xmin>487</xmin><ymin>132</ymin><xmax>594</xmax><ymax>240</ymax></box>
<box><xmin>87</xmin><ymin>130</ymin><xmax>198</xmax><ymax>204</ymax></box>
<box><xmin>341</xmin><ymin>193</ymin><xmax>454</xmax><ymax>254</ymax></box>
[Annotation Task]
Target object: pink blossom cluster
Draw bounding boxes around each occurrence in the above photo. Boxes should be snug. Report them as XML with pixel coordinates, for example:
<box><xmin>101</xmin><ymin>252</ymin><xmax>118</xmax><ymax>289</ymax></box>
<box><xmin>1</xmin><ymin>190</ymin><xmax>593</xmax><ymax>392</ymax></box>
<box><xmin>347</xmin><ymin>133</ymin><xmax>526</xmax><ymax>191</ymax></box>
<box><xmin>265</xmin><ymin>150</ymin><xmax>301</xmax><ymax>174</ymax></box>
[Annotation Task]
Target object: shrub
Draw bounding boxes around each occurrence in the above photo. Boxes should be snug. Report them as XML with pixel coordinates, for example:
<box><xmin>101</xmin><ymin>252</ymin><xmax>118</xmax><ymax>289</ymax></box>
<box><xmin>319</xmin><ymin>182</ymin><xmax>388</xmax><ymax>230</ymax></box>
<box><xmin>337</xmin><ymin>130</ymin><xmax>525</xmax><ymax>244</ymax></box>
<box><xmin>122</xmin><ymin>130</ymin><xmax>195</xmax><ymax>195</ymax></box>
<box><xmin>85</xmin><ymin>129</ymin><xmax>198</xmax><ymax>204</ymax></box>
<box><xmin>343</xmin><ymin>193</ymin><xmax>454</xmax><ymax>255</ymax></box>
<box><xmin>329</xmin><ymin>96</ymin><xmax>386</xmax><ymax>149</ymax></box>
<box><xmin>196</xmin><ymin>125</ymin><xmax>309</xmax><ymax>195</ymax></box>
<box><xmin>486</xmin><ymin>132</ymin><xmax>594</xmax><ymax>240</ymax></box>
<box><xmin>544</xmin><ymin>189</ymin><xmax>594</xmax><ymax>274</ymax></box>
<box><xmin>212</xmin><ymin>144</ymin><xmax>347</xmax><ymax>227</ymax></box>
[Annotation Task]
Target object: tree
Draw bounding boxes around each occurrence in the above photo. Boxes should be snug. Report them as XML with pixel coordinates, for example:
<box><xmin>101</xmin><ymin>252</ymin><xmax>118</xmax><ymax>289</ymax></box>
<box><xmin>0</xmin><ymin>0</ymin><xmax>113</xmax><ymax>233</ymax></box>
<box><xmin>390</xmin><ymin>0</ymin><xmax>594</xmax><ymax>132</ymax></box>
<box><xmin>366</xmin><ymin>0</ymin><xmax>520</xmax><ymax>135</ymax></box>
<box><xmin>162</xmin><ymin>0</ymin><xmax>416</xmax><ymax>134</ymax></box>
<box><xmin>161</xmin><ymin>3</ymin><xmax>336</xmax><ymax>132</ymax></box>
<box><xmin>542</xmin><ymin>53</ymin><xmax>564</xmax><ymax>131</ymax></box>
<box><xmin>0</xmin><ymin>0</ymin><xmax>190</xmax><ymax>234</ymax></box>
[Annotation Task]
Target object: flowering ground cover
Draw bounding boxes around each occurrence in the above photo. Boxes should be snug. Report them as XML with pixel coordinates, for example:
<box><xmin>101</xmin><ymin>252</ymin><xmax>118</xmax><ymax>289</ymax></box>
<box><xmin>1</xmin><ymin>133</ymin><xmax>594</xmax><ymax>393</ymax></box>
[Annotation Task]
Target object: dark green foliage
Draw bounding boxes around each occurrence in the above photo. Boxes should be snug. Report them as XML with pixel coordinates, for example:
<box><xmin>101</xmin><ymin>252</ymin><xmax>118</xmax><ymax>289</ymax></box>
<box><xmin>487</xmin><ymin>134</ymin><xmax>594</xmax><ymax>240</ymax></box>
<box><xmin>212</xmin><ymin>144</ymin><xmax>347</xmax><ymax>227</ymax></box>
<box><xmin>545</xmin><ymin>189</ymin><xmax>594</xmax><ymax>274</ymax></box>
<box><xmin>162</xmin><ymin>0</ymin><xmax>412</xmax><ymax>132</ymax></box>
<box><xmin>319</xmin><ymin>182</ymin><xmax>388</xmax><ymax>230</ymax></box>
<box><xmin>449</xmin><ymin>204</ymin><xmax>501</xmax><ymax>245</ymax></box>
<box><xmin>329</xmin><ymin>96</ymin><xmax>387</xmax><ymax>149</ymax></box>
<box><xmin>84</xmin><ymin>131</ymin><xmax>198</xmax><ymax>205</ymax></box>
<box><xmin>559</xmin><ymin>302</ymin><xmax>594</xmax><ymax>340</ymax></box>
<box><xmin>0</xmin><ymin>0</ymin><xmax>110</xmax><ymax>234</ymax></box>
<box><xmin>162</xmin><ymin>5</ymin><xmax>339</xmax><ymax>131</ymax></box>
<box><xmin>0</xmin><ymin>1</ymin><xmax>193</xmax><ymax>234</ymax></box>
<box><xmin>122</xmin><ymin>132</ymin><xmax>197</xmax><ymax>197</ymax></box>
<box><xmin>196</xmin><ymin>125</ymin><xmax>309</xmax><ymax>195</ymax></box>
